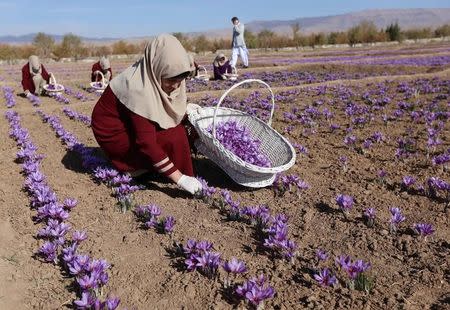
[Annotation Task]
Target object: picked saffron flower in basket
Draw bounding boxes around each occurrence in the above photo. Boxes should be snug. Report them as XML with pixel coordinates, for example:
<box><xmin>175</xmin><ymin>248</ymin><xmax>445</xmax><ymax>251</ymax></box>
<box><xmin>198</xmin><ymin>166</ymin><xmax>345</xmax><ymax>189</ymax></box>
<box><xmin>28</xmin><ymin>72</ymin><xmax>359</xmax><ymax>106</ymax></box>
<box><xmin>207</xmin><ymin>120</ymin><xmax>271</xmax><ymax>168</ymax></box>
<box><xmin>187</xmin><ymin>79</ymin><xmax>296</xmax><ymax>188</ymax></box>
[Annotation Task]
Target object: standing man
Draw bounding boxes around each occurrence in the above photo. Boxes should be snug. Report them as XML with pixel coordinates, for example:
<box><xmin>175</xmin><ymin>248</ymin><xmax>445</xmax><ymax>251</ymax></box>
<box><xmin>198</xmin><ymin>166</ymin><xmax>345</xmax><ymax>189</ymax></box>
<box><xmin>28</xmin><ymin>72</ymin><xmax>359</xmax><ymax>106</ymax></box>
<box><xmin>230</xmin><ymin>16</ymin><xmax>249</xmax><ymax>68</ymax></box>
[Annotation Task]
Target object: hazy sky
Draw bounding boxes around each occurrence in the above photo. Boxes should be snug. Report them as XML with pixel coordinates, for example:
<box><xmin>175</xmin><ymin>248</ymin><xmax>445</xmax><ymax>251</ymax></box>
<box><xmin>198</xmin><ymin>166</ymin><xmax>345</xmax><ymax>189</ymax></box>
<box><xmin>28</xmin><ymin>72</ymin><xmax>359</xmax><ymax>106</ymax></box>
<box><xmin>1</xmin><ymin>0</ymin><xmax>449</xmax><ymax>37</ymax></box>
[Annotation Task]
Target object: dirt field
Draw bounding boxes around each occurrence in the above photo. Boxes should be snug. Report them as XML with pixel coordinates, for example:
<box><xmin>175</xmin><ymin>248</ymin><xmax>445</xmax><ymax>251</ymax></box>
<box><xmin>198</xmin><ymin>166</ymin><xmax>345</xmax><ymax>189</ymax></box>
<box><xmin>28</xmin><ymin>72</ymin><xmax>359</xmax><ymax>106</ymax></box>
<box><xmin>0</xmin><ymin>42</ymin><xmax>449</xmax><ymax>309</ymax></box>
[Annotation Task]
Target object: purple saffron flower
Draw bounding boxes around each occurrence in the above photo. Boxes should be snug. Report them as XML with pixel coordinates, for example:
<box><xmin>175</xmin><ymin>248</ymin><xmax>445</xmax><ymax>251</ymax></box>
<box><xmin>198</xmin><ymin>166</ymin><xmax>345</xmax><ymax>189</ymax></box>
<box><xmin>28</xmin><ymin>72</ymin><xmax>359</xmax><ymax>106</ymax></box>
<box><xmin>314</xmin><ymin>268</ymin><xmax>337</xmax><ymax>287</ymax></box>
<box><xmin>316</xmin><ymin>249</ymin><xmax>328</xmax><ymax>261</ymax></box>
<box><xmin>63</xmin><ymin>198</ymin><xmax>78</xmax><ymax>210</ymax></box>
<box><xmin>222</xmin><ymin>257</ymin><xmax>247</xmax><ymax>274</ymax></box>
<box><xmin>364</xmin><ymin>208</ymin><xmax>376</xmax><ymax>227</ymax></box>
<box><xmin>38</xmin><ymin>241</ymin><xmax>58</xmax><ymax>263</ymax></box>
<box><xmin>77</xmin><ymin>274</ymin><xmax>98</xmax><ymax>291</ymax></box>
<box><xmin>72</xmin><ymin>230</ymin><xmax>88</xmax><ymax>243</ymax></box>
<box><xmin>377</xmin><ymin>169</ymin><xmax>387</xmax><ymax>178</ymax></box>
<box><xmin>74</xmin><ymin>292</ymin><xmax>95</xmax><ymax>309</ymax></box>
<box><xmin>413</xmin><ymin>223</ymin><xmax>435</xmax><ymax>238</ymax></box>
<box><xmin>149</xmin><ymin>204</ymin><xmax>161</xmax><ymax>216</ymax></box>
<box><xmin>337</xmin><ymin>255</ymin><xmax>371</xmax><ymax>279</ymax></box>
<box><xmin>336</xmin><ymin>194</ymin><xmax>354</xmax><ymax>213</ymax></box>
<box><xmin>236</xmin><ymin>274</ymin><xmax>275</xmax><ymax>307</ymax></box>
<box><xmin>402</xmin><ymin>176</ymin><xmax>416</xmax><ymax>188</ymax></box>
<box><xmin>163</xmin><ymin>216</ymin><xmax>175</xmax><ymax>233</ymax></box>
<box><xmin>105</xmin><ymin>296</ymin><xmax>121</xmax><ymax>310</ymax></box>
<box><xmin>390</xmin><ymin>207</ymin><xmax>405</xmax><ymax>233</ymax></box>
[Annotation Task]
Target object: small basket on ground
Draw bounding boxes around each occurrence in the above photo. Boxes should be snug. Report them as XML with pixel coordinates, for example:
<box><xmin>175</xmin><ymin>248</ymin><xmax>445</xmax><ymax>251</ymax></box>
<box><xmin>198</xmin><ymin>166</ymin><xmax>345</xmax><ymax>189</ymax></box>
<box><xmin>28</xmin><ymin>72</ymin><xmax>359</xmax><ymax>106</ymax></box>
<box><xmin>224</xmin><ymin>66</ymin><xmax>238</xmax><ymax>81</ymax></box>
<box><xmin>194</xmin><ymin>65</ymin><xmax>210</xmax><ymax>81</ymax></box>
<box><xmin>187</xmin><ymin>79</ymin><xmax>296</xmax><ymax>188</ymax></box>
<box><xmin>90</xmin><ymin>71</ymin><xmax>108</xmax><ymax>93</ymax></box>
<box><xmin>43</xmin><ymin>75</ymin><xmax>64</xmax><ymax>94</ymax></box>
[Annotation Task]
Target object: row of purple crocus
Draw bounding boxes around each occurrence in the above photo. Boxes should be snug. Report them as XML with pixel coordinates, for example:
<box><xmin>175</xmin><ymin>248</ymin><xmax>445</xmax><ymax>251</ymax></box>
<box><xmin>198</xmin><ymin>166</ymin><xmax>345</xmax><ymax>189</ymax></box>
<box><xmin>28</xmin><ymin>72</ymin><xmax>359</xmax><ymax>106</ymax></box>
<box><xmin>5</xmin><ymin>110</ymin><xmax>120</xmax><ymax>309</ymax></box>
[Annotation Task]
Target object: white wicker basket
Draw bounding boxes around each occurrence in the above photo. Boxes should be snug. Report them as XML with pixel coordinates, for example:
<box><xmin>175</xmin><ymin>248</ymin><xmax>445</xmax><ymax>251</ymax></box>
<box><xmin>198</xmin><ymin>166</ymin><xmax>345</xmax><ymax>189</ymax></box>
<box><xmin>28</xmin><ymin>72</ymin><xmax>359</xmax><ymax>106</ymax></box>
<box><xmin>90</xmin><ymin>71</ymin><xmax>108</xmax><ymax>92</ymax></box>
<box><xmin>43</xmin><ymin>74</ymin><xmax>64</xmax><ymax>93</ymax></box>
<box><xmin>194</xmin><ymin>65</ymin><xmax>210</xmax><ymax>81</ymax></box>
<box><xmin>224</xmin><ymin>66</ymin><xmax>238</xmax><ymax>81</ymax></box>
<box><xmin>188</xmin><ymin>79</ymin><xmax>296</xmax><ymax>188</ymax></box>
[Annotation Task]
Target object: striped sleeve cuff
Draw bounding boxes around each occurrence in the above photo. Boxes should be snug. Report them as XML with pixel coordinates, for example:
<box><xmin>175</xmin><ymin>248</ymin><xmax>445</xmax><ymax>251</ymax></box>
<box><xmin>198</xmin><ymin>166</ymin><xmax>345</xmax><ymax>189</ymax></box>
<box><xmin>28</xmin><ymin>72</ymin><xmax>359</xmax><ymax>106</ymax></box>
<box><xmin>154</xmin><ymin>157</ymin><xmax>177</xmax><ymax>176</ymax></box>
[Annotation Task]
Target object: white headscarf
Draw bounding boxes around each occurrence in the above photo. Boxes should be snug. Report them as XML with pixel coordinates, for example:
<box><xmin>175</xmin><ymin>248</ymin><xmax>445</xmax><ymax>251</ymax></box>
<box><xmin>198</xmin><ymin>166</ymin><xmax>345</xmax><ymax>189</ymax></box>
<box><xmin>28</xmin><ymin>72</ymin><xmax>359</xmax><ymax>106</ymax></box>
<box><xmin>109</xmin><ymin>34</ymin><xmax>193</xmax><ymax>129</ymax></box>
<box><xmin>100</xmin><ymin>56</ymin><xmax>111</xmax><ymax>70</ymax></box>
<box><xmin>213</xmin><ymin>53</ymin><xmax>227</xmax><ymax>67</ymax></box>
<box><xmin>29</xmin><ymin>55</ymin><xmax>42</xmax><ymax>76</ymax></box>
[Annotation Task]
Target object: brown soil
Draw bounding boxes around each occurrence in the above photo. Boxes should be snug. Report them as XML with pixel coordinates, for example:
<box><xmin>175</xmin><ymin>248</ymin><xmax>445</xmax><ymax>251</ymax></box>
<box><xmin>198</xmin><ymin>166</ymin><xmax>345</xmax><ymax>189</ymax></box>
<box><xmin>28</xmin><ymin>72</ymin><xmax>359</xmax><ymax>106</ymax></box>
<box><xmin>0</xmin><ymin>43</ymin><xmax>449</xmax><ymax>310</ymax></box>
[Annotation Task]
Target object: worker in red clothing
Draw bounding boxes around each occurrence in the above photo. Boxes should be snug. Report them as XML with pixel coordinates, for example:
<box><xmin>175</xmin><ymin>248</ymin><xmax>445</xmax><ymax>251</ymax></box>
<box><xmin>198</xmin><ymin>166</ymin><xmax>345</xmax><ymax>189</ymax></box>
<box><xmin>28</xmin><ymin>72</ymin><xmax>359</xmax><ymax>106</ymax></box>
<box><xmin>91</xmin><ymin>34</ymin><xmax>202</xmax><ymax>195</ymax></box>
<box><xmin>91</xmin><ymin>56</ymin><xmax>112</xmax><ymax>82</ymax></box>
<box><xmin>21</xmin><ymin>55</ymin><xmax>54</xmax><ymax>96</ymax></box>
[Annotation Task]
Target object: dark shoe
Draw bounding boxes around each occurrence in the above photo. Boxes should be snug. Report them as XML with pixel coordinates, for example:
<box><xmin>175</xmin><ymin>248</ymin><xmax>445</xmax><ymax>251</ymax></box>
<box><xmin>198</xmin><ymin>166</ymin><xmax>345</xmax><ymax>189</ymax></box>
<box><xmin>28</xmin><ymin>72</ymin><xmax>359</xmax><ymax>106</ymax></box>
<box><xmin>243</xmin><ymin>65</ymin><xmax>249</xmax><ymax>69</ymax></box>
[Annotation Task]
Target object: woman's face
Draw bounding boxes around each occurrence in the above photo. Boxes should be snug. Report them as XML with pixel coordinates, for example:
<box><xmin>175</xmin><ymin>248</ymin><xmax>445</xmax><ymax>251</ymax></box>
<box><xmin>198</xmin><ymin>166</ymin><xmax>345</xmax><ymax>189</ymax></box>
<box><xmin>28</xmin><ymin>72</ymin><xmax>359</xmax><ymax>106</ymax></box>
<box><xmin>161</xmin><ymin>77</ymin><xmax>184</xmax><ymax>95</ymax></box>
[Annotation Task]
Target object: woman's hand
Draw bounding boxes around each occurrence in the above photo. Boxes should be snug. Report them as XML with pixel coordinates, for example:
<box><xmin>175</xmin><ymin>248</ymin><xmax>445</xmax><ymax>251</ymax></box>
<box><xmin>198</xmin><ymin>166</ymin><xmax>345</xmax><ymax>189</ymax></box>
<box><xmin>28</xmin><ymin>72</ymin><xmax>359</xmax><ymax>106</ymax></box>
<box><xmin>177</xmin><ymin>175</ymin><xmax>203</xmax><ymax>195</ymax></box>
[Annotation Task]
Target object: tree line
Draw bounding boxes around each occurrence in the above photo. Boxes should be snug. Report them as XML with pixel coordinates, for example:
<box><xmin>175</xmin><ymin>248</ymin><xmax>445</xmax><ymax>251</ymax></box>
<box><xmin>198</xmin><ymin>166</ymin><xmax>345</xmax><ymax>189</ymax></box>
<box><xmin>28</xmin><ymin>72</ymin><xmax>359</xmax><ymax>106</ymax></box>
<box><xmin>1</xmin><ymin>21</ymin><xmax>449</xmax><ymax>61</ymax></box>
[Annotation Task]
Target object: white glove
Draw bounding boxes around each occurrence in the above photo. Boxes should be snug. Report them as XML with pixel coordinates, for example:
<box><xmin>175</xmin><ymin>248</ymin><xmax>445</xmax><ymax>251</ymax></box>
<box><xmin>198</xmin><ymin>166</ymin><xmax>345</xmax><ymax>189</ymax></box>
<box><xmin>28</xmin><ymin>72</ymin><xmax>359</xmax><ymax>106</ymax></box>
<box><xmin>177</xmin><ymin>175</ymin><xmax>203</xmax><ymax>195</ymax></box>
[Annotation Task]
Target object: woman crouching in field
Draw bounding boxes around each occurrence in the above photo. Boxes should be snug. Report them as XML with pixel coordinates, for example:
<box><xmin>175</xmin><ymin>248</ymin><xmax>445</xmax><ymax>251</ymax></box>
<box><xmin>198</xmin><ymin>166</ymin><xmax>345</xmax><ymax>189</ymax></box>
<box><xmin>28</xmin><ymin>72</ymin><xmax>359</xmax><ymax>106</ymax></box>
<box><xmin>91</xmin><ymin>56</ymin><xmax>113</xmax><ymax>82</ymax></box>
<box><xmin>91</xmin><ymin>34</ymin><xmax>202</xmax><ymax>195</ymax></box>
<box><xmin>213</xmin><ymin>53</ymin><xmax>233</xmax><ymax>80</ymax></box>
<box><xmin>21</xmin><ymin>55</ymin><xmax>54</xmax><ymax>96</ymax></box>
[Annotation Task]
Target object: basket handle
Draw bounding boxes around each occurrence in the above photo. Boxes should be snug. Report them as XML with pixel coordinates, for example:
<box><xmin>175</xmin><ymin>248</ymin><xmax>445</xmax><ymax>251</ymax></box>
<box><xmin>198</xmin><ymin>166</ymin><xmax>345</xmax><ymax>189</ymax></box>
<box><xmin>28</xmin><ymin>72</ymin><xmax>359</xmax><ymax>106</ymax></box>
<box><xmin>49</xmin><ymin>74</ymin><xmax>57</xmax><ymax>85</ymax></box>
<box><xmin>212</xmin><ymin>79</ymin><xmax>275</xmax><ymax>139</ymax></box>
<box><xmin>197</xmin><ymin>65</ymin><xmax>207</xmax><ymax>76</ymax></box>
<box><xmin>95</xmin><ymin>70</ymin><xmax>105</xmax><ymax>85</ymax></box>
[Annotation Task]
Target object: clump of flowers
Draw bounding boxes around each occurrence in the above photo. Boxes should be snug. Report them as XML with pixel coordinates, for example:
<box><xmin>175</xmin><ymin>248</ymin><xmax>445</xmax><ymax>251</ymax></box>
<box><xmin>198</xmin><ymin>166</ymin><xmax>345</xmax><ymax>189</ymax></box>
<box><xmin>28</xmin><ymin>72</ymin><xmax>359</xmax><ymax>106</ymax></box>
<box><xmin>134</xmin><ymin>204</ymin><xmax>175</xmax><ymax>234</ymax></box>
<box><xmin>63</xmin><ymin>107</ymin><xmax>92</xmax><ymax>126</ymax></box>
<box><xmin>389</xmin><ymin>207</ymin><xmax>405</xmax><ymax>234</ymax></box>
<box><xmin>426</xmin><ymin>177</ymin><xmax>450</xmax><ymax>202</ymax></box>
<box><xmin>222</xmin><ymin>257</ymin><xmax>247</xmax><ymax>288</ymax></box>
<box><xmin>336</xmin><ymin>194</ymin><xmax>354</xmax><ymax>218</ymax></box>
<box><xmin>377</xmin><ymin>169</ymin><xmax>388</xmax><ymax>186</ymax></box>
<box><xmin>263</xmin><ymin>214</ymin><xmax>297</xmax><ymax>261</ymax></box>
<box><xmin>272</xmin><ymin>173</ymin><xmax>309</xmax><ymax>197</ymax></box>
<box><xmin>314</xmin><ymin>268</ymin><xmax>337</xmax><ymax>287</ymax></box>
<box><xmin>2</xmin><ymin>86</ymin><xmax>16</xmax><ymax>108</ymax></box>
<box><xmin>195</xmin><ymin>177</ymin><xmax>217</xmax><ymax>203</ymax></box>
<box><xmin>338</xmin><ymin>156</ymin><xmax>348</xmax><ymax>172</ymax></box>
<box><xmin>236</xmin><ymin>274</ymin><xmax>275</xmax><ymax>309</ymax></box>
<box><xmin>208</xmin><ymin>120</ymin><xmax>271</xmax><ymax>167</ymax></box>
<box><xmin>336</xmin><ymin>255</ymin><xmax>372</xmax><ymax>292</ymax></box>
<box><xmin>413</xmin><ymin>223</ymin><xmax>435</xmax><ymax>240</ymax></box>
<box><xmin>363</xmin><ymin>208</ymin><xmax>376</xmax><ymax>227</ymax></box>
<box><xmin>183</xmin><ymin>239</ymin><xmax>221</xmax><ymax>279</ymax></box>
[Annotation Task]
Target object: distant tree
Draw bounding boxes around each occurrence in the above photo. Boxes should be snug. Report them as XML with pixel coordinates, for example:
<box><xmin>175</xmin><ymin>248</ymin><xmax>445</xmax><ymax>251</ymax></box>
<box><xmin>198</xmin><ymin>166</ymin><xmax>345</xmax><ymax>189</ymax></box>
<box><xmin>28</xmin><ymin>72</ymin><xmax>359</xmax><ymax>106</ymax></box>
<box><xmin>434</xmin><ymin>24</ymin><xmax>450</xmax><ymax>37</ymax></box>
<box><xmin>386</xmin><ymin>22</ymin><xmax>402</xmax><ymax>41</ymax></box>
<box><xmin>172</xmin><ymin>32</ymin><xmax>193</xmax><ymax>51</ymax></box>
<box><xmin>33</xmin><ymin>32</ymin><xmax>55</xmax><ymax>58</ymax></box>
<box><xmin>309</xmin><ymin>33</ymin><xmax>326</xmax><ymax>47</ymax></box>
<box><xmin>244</xmin><ymin>30</ymin><xmax>257</xmax><ymax>48</ymax></box>
<box><xmin>326</xmin><ymin>31</ymin><xmax>349</xmax><ymax>45</ymax></box>
<box><xmin>347</xmin><ymin>20</ymin><xmax>378</xmax><ymax>46</ymax></box>
<box><xmin>192</xmin><ymin>35</ymin><xmax>211</xmax><ymax>53</ymax></box>
<box><xmin>111</xmin><ymin>40</ymin><xmax>139</xmax><ymax>55</ymax></box>
<box><xmin>18</xmin><ymin>45</ymin><xmax>37</xmax><ymax>59</ymax></box>
<box><xmin>403</xmin><ymin>27</ymin><xmax>433</xmax><ymax>40</ymax></box>
<box><xmin>257</xmin><ymin>29</ymin><xmax>276</xmax><ymax>48</ymax></box>
<box><xmin>0</xmin><ymin>44</ymin><xmax>15</xmax><ymax>60</ymax></box>
<box><xmin>88</xmin><ymin>44</ymin><xmax>112</xmax><ymax>57</ymax></box>
<box><xmin>211</xmin><ymin>38</ymin><xmax>230</xmax><ymax>53</ymax></box>
<box><xmin>291</xmin><ymin>23</ymin><xmax>300</xmax><ymax>39</ymax></box>
<box><xmin>54</xmin><ymin>33</ymin><xmax>84</xmax><ymax>59</ymax></box>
